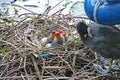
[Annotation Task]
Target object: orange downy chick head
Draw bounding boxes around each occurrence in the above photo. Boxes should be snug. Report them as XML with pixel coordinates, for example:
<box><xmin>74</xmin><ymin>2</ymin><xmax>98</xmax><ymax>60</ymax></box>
<box><xmin>51</xmin><ymin>30</ymin><xmax>56</xmax><ymax>37</ymax></box>
<box><xmin>63</xmin><ymin>33</ymin><xmax>67</xmax><ymax>38</ymax></box>
<box><xmin>59</xmin><ymin>30</ymin><xmax>64</xmax><ymax>33</ymax></box>
<box><xmin>55</xmin><ymin>31</ymin><xmax>61</xmax><ymax>39</ymax></box>
<box><xmin>59</xmin><ymin>30</ymin><xmax>67</xmax><ymax>38</ymax></box>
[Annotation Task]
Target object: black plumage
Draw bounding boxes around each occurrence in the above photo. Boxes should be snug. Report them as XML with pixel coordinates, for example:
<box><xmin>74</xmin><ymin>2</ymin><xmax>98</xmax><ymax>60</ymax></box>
<box><xmin>76</xmin><ymin>21</ymin><xmax>120</xmax><ymax>73</ymax></box>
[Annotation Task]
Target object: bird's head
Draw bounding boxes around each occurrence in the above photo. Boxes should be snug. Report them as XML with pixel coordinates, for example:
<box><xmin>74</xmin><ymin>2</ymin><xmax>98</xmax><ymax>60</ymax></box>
<box><xmin>63</xmin><ymin>33</ymin><xmax>67</xmax><ymax>38</ymax></box>
<box><xmin>55</xmin><ymin>31</ymin><xmax>61</xmax><ymax>40</ymax></box>
<box><xmin>76</xmin><ymin>21</ymin><xmax>88</xmax><ymax>39</ymax></box>
<box><xmin>51</xmin><ymin>30</ymin><xmax>56</xmax><ymax>37</ymax></box>
<box><xmin>59</xmin><ymin>29</ymin><xmax>67</xmax><ymax>38</ymax></box>
<box><xmin>59</xmin><ymin>30</ymin><xmax>64</xmax><ymax>33</ymax></box>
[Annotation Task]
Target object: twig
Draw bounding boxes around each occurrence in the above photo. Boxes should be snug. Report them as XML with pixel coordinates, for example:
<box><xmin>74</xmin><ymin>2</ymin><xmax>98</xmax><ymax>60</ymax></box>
<box><xmin>12</xmin><ymin>4</ymin><xmax>39</xmax><ymax>15</ymax></box>
<box><xmin>23</xmin><ymin>55</ymin><xmax>29</xmax><ymax>80</ymax></box>
<box><xmin>57</xmin><ymin>53</ymin><xmax>76</xmax><ymax>74</ymax></box>
<box><xmin>0</xmin><ymin>76</ymin><xmax>38</xmax><ymax>79</ymax></box>
<box><xmin>45</xmin><ymin>70</ymin><xmax>58</xmax><ymax>80</ymax></box>
<box><xmin>42</xmin><ymin>66</ymin><xmax>64</xmax><ymax>69</ymax></box>
<box><xmin>73</xmin><ymin>58</ymin><xmax>98</xmax><ymax>76</ymax></box>
<box><xmin>0</xmin><ymin>57</ymin><xmax>21</xmax><ymax>66</ymax></box>
<box><xmin>31</xmin><ymin>55</ymin><xmax>43</xmax><ymax>80</ymax></box>
<box><xmin>44</xmin><ymin>77</ymin><xmax>70</xmax><ymax>80</ymax></box>
<box><xmin>50</xmin><ymin>0</ymin><xmax>64</xmax><ymax>10</ymax></box>
<box><xmin>0</xmin><ymin>64</ymin><xmax>10</xmax><ymax>77</ymax></box>
<box><xmin>0</xmin><ymin>40</ymin><xmax>17</xmax><ymax>48</ymax></box>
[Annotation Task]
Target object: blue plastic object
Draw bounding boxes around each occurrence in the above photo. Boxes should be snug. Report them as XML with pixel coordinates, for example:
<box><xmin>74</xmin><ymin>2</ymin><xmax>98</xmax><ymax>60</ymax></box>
<box><xmin>84</xmin><ymin>0</ymin><xmax>120</xmax><ymax>25</ymax></box>
<box><xmin>39</xmin><ymin>53</ymin><xmax>51</xmax><ymax>57</ymax></box>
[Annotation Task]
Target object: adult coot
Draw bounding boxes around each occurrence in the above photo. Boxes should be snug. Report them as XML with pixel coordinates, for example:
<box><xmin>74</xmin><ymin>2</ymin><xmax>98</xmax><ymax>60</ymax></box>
<box><xmin>76</xmin><ymin>21</ymin><xmax>120</xmax><ymax>73</ymax></box>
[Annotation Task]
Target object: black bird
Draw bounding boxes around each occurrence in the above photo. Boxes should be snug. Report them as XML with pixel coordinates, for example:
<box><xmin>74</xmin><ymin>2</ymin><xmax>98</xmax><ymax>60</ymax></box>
<box><xmin>76</xmin><ymin>21</ymin><xmax>120</xmax><ymax>73</ymax></box>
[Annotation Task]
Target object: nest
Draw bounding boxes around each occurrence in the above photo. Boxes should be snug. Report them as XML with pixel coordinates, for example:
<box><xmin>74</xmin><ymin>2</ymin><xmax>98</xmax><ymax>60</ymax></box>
<box><xmin>0</xmin><ymin>13</ymin><xmax>120</xmax><ymax>80</ymax></box>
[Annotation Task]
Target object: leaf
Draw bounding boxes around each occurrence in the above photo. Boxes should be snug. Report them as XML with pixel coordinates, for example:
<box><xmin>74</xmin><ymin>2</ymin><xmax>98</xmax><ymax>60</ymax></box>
<box><xmin>0</xmin><ymin>48</ymin><xmax>8</xmax><ymax>55</ymax></box>
<box><xmin>14</xmin><ymin>7</ymin><xmax>19</xmax><ymax>15</ymax></box>
<box><xmin>63</xmin><ymin>0</ymin><xmax>72</xmax><ymax>7</ymax></box>
<box><xmin>69</xmin><ymin>1</ymin><xmax>85</xmax><ymax>17</ymax></box>
<box><xmin>1</xmin><ymin>3</ymin><xmax>11</xmax><ymax>8</ymax></box>
<box><xmin>0</xmin><ymin>22</ymin><xmax>5</xmax><ymax>28</ymax></box>
<box><xmin>2</xmin><ymin>18</ymin><xmax>12</xmax><ymax>23</ymax></box>
<box><xmin>0</xmin><ymin>36</ymin><xmax>3</xmax><ymax>40</ymax></box>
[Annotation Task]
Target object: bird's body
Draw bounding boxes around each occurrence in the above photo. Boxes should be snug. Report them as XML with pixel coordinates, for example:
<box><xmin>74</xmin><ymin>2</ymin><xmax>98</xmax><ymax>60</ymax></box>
<box><xmin>59</xmin><ymin>30</ymin><xmax>68</xmax><ymax>42</ymax></box>
<box><xmin>87</xmin><ymin>24</ymin><xmax>120</xmax><ymax>59</ymax></box>
<box><xmin>47</xmin><ymin>30</ymin><xmax>56</xmax><ymax>43</ymax></box>
<box><xmin>51</xmin><ymin>32</ymin><xmax>64</xmax><ymax>47</ymax></box>
<box><xmin>76</xmin><ymin>22</ymin><xmax>120</xmax><ymax>59</ymax></box>
<box><xmin>41</xmin><ymin>30</ymin><xmax>56</xmax><ymax>46</ymax></box>
<box><xmin>45</xmin><ymin>31</ymin><xmax>66</xmax><ymax>48</ymax></box>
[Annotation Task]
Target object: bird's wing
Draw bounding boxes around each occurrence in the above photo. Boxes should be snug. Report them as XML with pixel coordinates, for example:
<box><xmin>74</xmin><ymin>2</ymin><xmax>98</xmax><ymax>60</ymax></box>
<box><xmin>88</xmin><ymin>36</ymin><xmax>120</xmax><ymax>59</ymax></box>
<box><xmin>99</xmin><ymin>26</ymin><xmax>120</xmax><ymax>43</ymax></box>
<box><xmin>96</xmin><ymin>42</ymin><xmax>120</xmax><ymax>59</ymax></box>
<box><xmin>85</xmin><ymin>23</ymin><xmax>120</xmax><ymax>59</ymax></box>
<box><xmin>87</xmin><ymin>23</ymin><xmax>120</xmax><ymax>41</ymax></box>
<box><xmin>87</xmin><ymin>23</ymin><xmax>101</xmax><ymax>37</ymax></box>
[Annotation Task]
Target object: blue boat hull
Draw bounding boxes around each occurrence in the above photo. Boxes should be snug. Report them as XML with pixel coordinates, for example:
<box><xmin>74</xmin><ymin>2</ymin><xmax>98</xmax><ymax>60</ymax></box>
<box><xmin>84</xmin><ymin>0</ymin><xmax>120</xmax><ymax>25</ymax></box>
